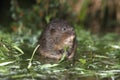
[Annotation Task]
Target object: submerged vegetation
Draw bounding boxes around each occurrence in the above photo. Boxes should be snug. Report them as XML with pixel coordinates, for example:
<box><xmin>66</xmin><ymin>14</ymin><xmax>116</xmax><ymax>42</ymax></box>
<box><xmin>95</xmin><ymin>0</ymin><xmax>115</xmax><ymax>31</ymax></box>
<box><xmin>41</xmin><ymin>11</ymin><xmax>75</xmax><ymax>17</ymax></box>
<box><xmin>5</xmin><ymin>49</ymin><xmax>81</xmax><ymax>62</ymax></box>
<box><xmin>0</xmin><ymin>26</ymin><xmax>120</xmax><ymax>80</ymax></box>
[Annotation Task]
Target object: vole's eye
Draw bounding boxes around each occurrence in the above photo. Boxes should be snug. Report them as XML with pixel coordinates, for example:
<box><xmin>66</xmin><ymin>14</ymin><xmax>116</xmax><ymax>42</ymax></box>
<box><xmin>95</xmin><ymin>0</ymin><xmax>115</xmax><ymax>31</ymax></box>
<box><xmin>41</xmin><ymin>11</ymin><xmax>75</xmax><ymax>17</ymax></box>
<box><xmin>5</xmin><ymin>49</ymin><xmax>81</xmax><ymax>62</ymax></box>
<box><xmin>62</xmin><ymin>27</ymin><xmax>67</xmax><ymax>31</ymax></box>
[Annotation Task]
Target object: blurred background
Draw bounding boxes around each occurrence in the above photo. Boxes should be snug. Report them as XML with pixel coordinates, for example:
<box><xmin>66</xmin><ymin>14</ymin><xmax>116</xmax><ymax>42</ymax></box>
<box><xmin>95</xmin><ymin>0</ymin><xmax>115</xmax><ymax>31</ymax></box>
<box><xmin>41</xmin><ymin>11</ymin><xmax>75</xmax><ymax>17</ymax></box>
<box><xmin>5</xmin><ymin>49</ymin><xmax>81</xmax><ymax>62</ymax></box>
<box><xmin>0</xmin><ymin>0</ymin><xmax>120</xmax><ymax>34</ymax></box>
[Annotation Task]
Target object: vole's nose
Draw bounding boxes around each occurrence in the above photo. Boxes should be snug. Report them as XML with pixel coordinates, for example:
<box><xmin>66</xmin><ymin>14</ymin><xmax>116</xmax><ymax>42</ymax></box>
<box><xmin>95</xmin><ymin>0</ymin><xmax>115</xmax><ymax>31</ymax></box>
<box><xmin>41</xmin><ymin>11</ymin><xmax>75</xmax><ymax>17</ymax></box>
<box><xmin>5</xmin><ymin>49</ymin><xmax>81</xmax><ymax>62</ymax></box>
<box><xmin>68</xmin><ymin>31</ymin><xmax>75</xmax><ymax>36</ymax></box>
<box><xmin>71</xmin><ymin>31</ymin><xmax>75</xmax><ymax>35</ymax></box>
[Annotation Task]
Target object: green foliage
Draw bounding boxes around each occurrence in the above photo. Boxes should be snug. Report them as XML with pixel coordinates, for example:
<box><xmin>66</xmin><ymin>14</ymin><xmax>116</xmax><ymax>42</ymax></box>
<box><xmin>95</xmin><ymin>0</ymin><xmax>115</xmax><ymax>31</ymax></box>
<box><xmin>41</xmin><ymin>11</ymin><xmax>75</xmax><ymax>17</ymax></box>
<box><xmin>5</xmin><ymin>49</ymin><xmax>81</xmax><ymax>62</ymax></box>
<box><xmin>10</xmin><ymin>0</ymin><xmax>73</xmax><ymax>32</ymax></box>
<box><xmin>0</xmin><ymin>25</ymin><xmax>120</xmax><ymax>79</ymax></box>
<box><xmin>0</xmin><ymin>0</ymin><xmax>120</xmax><ymax>79</ymax></box>
<box><xmin>79</xmin><ymin>0</ymin><xmax>89</xmax><ymax>22</ymax></box>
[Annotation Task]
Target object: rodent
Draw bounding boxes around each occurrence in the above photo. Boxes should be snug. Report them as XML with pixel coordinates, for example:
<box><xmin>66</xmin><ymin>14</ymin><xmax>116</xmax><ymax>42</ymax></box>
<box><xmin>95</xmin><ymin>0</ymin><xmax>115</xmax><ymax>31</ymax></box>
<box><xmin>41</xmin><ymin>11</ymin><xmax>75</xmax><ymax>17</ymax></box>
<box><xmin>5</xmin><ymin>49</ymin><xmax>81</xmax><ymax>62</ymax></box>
<box><xmin>38</xmin><ymin>19</ymin><xmax>77</xmax><ymax>63</ymax></box>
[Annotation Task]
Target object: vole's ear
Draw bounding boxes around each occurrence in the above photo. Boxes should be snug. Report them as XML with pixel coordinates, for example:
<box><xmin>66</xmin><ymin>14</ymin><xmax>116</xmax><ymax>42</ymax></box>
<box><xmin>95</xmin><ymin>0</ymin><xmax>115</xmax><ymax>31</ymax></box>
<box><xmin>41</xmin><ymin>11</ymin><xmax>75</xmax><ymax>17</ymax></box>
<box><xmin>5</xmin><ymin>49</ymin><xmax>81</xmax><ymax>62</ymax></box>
<box><xmin>50</xmin><ymin>28</ymin><xmax>56</xmax><ymax>35</ymax></box>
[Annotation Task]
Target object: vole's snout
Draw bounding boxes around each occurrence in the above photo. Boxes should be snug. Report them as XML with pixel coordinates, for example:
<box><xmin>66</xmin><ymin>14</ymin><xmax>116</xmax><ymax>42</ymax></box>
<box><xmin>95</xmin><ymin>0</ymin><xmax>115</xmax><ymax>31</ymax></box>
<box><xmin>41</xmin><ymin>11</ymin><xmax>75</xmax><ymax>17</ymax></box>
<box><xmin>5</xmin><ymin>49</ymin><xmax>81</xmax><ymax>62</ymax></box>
<box><xmin>71</xmin><ymin>32</ymin><xmax>75</xmax><ymax>37</ymax></box>
<box><xmin>64</xmin><ymin>35</ymin><xmax>75</xmax><ymax>46</ymax></box>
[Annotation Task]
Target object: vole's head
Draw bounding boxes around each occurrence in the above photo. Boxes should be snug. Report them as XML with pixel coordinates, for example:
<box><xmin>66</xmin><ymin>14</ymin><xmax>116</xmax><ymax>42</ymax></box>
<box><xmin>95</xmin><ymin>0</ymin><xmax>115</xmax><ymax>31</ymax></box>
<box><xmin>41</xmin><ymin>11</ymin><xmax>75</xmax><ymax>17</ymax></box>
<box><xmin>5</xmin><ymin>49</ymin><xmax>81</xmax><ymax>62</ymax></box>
<box><xmin>48</xmin><ymin>19</ymin><xmax>76</xmax><ymax>49</ymax></box>
<box><xmin>48</xmin><ymin>19</ymin><xmax>75</xmax><ymax>37</ymax></box>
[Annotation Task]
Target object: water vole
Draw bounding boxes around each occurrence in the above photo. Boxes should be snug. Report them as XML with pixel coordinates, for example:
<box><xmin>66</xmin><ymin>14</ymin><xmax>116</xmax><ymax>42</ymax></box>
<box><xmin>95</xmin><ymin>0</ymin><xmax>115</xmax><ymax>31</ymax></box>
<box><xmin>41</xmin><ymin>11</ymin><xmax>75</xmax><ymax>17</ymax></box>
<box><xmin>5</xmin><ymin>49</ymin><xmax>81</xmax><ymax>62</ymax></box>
<box><xmin>38</xmin><ymin>19</ymin><xmax>77</xmax><ymax>63</ymax></box>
